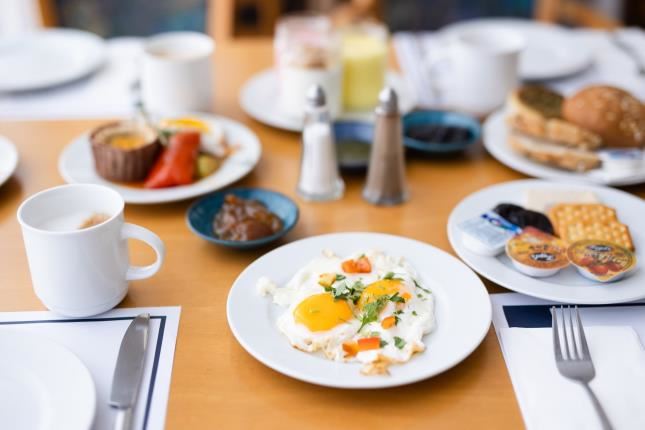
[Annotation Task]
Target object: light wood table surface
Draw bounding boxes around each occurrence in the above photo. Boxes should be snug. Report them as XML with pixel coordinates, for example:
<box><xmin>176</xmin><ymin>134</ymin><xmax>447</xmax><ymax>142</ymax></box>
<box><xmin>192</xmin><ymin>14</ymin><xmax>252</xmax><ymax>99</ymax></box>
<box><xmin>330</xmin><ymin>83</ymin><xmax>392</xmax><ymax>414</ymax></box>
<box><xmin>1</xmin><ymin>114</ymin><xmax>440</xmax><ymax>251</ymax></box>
<box><xmin>2</xmin><ymin>38</ymin><xmax>643</xmax><ymax>429</ymax></box>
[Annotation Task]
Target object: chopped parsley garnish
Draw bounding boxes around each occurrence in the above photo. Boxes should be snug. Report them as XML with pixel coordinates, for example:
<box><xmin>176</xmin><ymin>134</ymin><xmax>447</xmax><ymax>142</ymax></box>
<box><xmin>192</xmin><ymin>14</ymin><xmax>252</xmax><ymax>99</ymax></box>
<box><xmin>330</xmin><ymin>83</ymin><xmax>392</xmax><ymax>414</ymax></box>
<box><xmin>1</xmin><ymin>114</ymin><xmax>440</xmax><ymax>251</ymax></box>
<box><xmin>379</xmin><ymin>339</ymin><xmax>388</xmax><ymax>348</ymax></box>
<box><xmin>382</xmin><ymin>272</ymin><xmax>403</xmax><ymax>281</ymax></box>
<box><xmin>394</xmin><ymin>336</ymin><xmax>406</xmax><ymax>349</ymax></box>
<box><xmin>357</xmin><ymin>293</ymin><xmax>404</xmax><ymax>332</ymax></box>
<box><xmin>358</xmin><ymin>295</ymin><xmax>389</xmax><ymax>332</ymax></box>
<box><xmin>413</xmin><ymin>279</ymin><xmax>432</xmax><ymax>294</ymax></box>
<box><xmin>393</xmin><ymin>310</ymin><xmax>403</xmax><ymax>315</ymax></box>
<box><xmin>388</xmin><ymin>292</ymin><xmax>406</xmax><ymax>303</ymax></box>
<box><xmin>393</xmin><ymin>315</ymin><xmax>401</xmax><ymax>325</ymax></box>
<box><xmin>412</xmin><ymin>310</ymin><xmax>418</xmax><ymax>316</ymax></box>
<box><xmin>331</xmin><ymin>279</ymin><xmax>365</xmax><ymax>303</ymax></box>
<box><xmin>335</xmin><ymin>274</ymin><xmax>346</xmax><ymax>281</ymax></box>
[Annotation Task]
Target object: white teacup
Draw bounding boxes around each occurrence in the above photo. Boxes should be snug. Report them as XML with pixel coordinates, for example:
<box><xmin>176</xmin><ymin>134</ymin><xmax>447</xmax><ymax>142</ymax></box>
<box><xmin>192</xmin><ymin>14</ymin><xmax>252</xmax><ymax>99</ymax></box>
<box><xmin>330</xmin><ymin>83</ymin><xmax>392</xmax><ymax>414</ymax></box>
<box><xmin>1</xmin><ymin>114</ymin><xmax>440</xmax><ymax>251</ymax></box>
<box><xmin>430</xmin><ymin>28</ymin><xmax>524</xmax><ymax>115</ymax></box>
<box><xmin>17</xmin><ymin>184</ymin><xmax>165</xmax><ymax>317</ymax></box>
<box><xmin>141</xmin><ymin>31</ymin><xmax>214</xmax><ymax>115</ymax></box>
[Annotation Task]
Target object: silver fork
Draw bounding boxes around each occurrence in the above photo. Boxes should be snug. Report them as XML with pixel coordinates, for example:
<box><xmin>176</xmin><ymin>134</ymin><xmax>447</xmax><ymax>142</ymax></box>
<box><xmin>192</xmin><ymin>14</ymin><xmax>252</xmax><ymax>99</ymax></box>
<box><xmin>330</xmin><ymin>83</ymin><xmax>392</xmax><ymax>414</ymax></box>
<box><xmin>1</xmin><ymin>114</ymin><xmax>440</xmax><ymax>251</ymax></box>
<box><xmin>551</xmin><ymin>306</ymin><xmax>613</xmax><ymax>430</ymax></box>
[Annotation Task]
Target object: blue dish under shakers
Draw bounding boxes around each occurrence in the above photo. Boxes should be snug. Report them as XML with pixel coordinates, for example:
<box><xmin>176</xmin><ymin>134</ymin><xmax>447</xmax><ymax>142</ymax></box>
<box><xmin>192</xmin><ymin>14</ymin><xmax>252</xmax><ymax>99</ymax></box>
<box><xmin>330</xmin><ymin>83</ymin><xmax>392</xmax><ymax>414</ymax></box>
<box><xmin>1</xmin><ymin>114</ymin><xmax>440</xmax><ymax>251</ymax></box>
<box><xmin>402</xmin><ymin>110</ymin><xmax>481</xmax><ymax>153</ymax></box>
<box><xmin>186</xmin><ymin>188</ymin><xmax>299</xmax><ymax>249</ymax></box>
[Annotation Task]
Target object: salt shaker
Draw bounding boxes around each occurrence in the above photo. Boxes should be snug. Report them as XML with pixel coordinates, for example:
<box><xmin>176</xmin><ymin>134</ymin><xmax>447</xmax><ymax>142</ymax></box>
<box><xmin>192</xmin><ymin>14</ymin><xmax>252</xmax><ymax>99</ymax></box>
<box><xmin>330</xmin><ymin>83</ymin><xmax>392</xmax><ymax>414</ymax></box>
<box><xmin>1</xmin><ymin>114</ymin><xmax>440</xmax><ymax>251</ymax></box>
<box><xmin>296</xmin><ymin>85</ymin><xmax>345</xmax><ymax>201</ymax></box>
<box><xmin>363</xmin><ymin>87</ymin><xmax>409</xmax><ymax>205</ymax></box>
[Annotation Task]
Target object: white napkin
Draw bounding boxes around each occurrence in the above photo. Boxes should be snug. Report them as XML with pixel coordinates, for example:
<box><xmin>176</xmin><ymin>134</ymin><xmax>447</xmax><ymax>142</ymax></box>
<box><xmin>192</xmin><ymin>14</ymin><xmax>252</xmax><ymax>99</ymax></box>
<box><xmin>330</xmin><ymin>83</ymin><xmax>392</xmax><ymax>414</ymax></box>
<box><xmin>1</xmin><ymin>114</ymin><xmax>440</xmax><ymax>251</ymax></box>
<box><xmin>500</xmin><ymin>326</ymin><xmax>645</xmax><ymax>430</ymax></box>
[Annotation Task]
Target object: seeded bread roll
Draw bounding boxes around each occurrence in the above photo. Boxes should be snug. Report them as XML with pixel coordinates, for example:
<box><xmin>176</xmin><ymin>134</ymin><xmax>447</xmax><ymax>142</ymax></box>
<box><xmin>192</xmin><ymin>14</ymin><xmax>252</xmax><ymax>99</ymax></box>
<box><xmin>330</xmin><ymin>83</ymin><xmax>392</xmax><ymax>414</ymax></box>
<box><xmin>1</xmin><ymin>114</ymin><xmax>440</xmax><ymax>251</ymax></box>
<box><xmin>507</xmin><ymin>86</ymin><xmax>602</xmax><ymax>150</ymax></box>
<box><xmin>562</xmin><ymin>85</ymin><xmax>645</xmax><ymax>148</ymax></box>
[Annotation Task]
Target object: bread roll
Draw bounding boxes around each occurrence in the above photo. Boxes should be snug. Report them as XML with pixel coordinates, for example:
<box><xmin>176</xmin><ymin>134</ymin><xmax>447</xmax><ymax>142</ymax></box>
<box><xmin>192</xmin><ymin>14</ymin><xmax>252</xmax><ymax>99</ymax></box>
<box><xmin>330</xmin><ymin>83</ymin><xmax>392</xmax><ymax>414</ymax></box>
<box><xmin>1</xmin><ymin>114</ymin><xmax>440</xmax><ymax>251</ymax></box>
<box><xmin>562</xmin><ymin>86</ymin><xmax>645</xmax><ymax>148</ymax></box>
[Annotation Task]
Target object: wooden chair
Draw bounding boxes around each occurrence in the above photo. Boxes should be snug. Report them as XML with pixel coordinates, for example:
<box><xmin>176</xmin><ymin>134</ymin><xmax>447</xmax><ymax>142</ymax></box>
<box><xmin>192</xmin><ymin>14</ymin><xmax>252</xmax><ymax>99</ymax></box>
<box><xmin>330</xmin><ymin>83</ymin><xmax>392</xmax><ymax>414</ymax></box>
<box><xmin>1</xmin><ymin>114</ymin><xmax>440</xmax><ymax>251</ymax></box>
<box><xmin>535</xmin><ymin>0</ymin><xmax>622</xmax><ymax>29</ymax></box>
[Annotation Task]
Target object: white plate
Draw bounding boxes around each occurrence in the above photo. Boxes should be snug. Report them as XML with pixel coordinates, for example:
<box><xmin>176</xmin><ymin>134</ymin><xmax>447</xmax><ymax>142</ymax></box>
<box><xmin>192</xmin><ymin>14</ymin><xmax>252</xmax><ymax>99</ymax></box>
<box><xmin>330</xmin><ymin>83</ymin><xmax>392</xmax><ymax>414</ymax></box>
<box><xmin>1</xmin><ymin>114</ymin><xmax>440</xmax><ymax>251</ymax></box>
<box><xmin>227</xmin><ymin>232</ymin><xmax>491</xmax><ymax>389</ymax></box>
<box><xmin>441</xmin><ymin>18</ymin><xmax>592</xmax><ymax>80</ymax></box>
<box><xmin>0</xmin><ymin>135</ymin><xmax>18</xmax><ymax>187</ymax></box>
<box><xmin>59</xmin><ymin>114</ymin><xmax>262</xmax><ymax>204</ymax></box>
<box><xmin>0</xmin><ymin>29</ymin><xmax>106</xmax><ymax>92</ymax></box>
<box><xmin>483</xmin><ymin>109</ymin><xmax>645</xmax><ymax>186</ymax></box>
<box><xmin>447</xmin><ymin>179</ymin><xmax>645</xmax><ymax>304</ymax></box>
<box><xmin>240</xmin><ymin>69</ymin><xmax>416</xmax><ymax>132</ymax></box>
<box><xmin>0</xmin><ymin>330</ymin><xmax>96</xmax><ymax>430</ymax></box>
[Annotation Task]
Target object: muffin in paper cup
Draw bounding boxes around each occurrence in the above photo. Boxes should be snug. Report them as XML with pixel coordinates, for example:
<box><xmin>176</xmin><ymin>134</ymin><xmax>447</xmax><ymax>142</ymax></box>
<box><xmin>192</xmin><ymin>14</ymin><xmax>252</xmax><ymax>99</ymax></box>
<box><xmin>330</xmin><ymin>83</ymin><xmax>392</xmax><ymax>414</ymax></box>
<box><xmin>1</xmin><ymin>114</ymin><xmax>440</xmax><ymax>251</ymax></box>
<box><xmin>90</xmin><ymin>121</ymin><xmax>161</xmax><ymax>182</ymax></box>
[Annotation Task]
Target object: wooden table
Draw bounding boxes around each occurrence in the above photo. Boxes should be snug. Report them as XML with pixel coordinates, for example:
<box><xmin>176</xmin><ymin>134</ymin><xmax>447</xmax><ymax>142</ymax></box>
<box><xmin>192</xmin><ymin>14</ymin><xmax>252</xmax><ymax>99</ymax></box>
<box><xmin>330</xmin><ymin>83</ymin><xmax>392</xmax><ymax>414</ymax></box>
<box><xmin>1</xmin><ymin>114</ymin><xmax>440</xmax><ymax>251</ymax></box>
<box><xmin>2</xmin><ymin>38</ymin><xmax>643</xmax><ymax>429</ymax></box>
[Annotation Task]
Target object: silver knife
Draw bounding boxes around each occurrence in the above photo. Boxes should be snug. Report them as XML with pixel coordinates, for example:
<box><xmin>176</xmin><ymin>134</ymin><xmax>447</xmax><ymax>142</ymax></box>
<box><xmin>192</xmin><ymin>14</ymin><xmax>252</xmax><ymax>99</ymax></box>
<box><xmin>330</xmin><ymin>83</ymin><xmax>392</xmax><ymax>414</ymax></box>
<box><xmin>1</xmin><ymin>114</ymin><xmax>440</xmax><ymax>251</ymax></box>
<box><xmin>110</xmin><ymin>313</ymin><xmax>150</xmax><ymax>430</ymax></box>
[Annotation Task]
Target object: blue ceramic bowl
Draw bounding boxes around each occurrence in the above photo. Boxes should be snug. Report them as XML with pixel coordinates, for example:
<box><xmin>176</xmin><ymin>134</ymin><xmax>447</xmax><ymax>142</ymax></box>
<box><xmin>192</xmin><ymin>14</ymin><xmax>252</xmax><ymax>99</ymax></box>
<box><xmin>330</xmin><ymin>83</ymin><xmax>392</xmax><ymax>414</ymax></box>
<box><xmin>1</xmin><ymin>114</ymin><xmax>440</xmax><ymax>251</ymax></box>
<box><xmin>402</xmin><ymin>110</ymin><xmax>481</xmax><ymax>153</ymax></box>
<box><xmin>186</xmin><ymin>188</ymin><xmax>299</xmax><ymax>249</ymax></box>
<box><xmin>333</xmin><ymin>121</ymin><xmax>373</xmax><ymax>169</ymax></box>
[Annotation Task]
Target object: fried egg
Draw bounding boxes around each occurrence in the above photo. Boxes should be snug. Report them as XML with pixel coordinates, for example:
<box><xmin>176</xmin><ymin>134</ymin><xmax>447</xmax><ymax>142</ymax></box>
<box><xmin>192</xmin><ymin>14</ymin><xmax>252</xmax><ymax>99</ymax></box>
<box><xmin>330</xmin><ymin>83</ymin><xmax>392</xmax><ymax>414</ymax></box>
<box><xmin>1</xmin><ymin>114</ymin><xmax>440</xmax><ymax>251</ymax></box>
<box><xmin>258</xmin><ymin>249</ymin><xmax>435</xmax><ymax>374</ymax></box>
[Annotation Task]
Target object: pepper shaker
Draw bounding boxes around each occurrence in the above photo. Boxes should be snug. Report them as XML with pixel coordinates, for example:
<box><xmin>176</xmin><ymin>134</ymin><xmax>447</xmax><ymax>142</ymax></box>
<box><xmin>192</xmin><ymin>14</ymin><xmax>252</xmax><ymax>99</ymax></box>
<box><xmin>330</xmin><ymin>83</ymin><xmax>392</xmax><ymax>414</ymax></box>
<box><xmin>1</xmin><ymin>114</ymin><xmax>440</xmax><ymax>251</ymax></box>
<box><xmin>297</xmin><ymin>85</ymin><xmax>345</xmax><ymax>201</ymax></box>
<box><xmin>363</xmin><ymin>87</ymin><xmax>408</xmax><ymax>205</ymax></box>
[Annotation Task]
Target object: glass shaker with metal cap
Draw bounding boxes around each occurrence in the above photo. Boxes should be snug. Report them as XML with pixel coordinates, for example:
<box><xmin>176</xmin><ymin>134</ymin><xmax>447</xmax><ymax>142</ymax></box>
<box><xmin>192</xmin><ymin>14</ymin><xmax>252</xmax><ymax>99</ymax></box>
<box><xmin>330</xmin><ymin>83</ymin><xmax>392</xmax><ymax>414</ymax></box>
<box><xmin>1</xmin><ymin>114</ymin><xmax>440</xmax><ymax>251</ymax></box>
<box><xmin>363</xmin><ymin>87</ymin><xmax>408</xmax><ymax>205</ymax></box>
<box><xmin>296</xmin><ymin>85</ymin><xmax>345</xmax><ymax>201</ymax></box>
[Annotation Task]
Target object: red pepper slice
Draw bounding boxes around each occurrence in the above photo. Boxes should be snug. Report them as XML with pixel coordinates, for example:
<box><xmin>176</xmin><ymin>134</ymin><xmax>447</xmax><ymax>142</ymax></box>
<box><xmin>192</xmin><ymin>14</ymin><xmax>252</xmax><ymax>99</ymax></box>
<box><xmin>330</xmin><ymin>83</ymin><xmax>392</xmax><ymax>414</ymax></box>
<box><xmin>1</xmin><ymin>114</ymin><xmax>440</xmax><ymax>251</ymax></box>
<box><xmin>144</xmin><ymin>132</ymin><xmax>200</xmax><ymax>189</ymax></box>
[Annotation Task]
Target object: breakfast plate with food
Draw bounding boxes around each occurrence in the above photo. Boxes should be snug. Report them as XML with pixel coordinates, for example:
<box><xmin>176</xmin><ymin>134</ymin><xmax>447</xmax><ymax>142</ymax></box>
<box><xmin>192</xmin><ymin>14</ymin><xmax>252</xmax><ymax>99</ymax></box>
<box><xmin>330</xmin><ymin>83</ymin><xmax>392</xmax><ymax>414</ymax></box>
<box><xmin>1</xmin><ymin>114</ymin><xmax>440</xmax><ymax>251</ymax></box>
<box><xmin>483</xmin><ymin>85</ymin><xmax>645</xmax><ymax>186</ymax></box>
<box><xmin>59</xmin><ymin>113</ymin><xmax>261</xmax><ymax>204</ymax></box>
<box><xmin>227</xmin><ymin>232</ymin><xmax>491</xmax><ymax>388</ymax></box>
<box><xmin>240</xmin><ymin>70</ymin><xmax>415</xmax><ymax>132</ymax></box>
<box><xmin>448</xmin><ymin>179</ymin><xmax>644</xmax><ymax>304</ymax></box>
<box><xmin>0</xmin><ymin>135</ymin><xmax>19</xmax><ymax>188</ymax></box>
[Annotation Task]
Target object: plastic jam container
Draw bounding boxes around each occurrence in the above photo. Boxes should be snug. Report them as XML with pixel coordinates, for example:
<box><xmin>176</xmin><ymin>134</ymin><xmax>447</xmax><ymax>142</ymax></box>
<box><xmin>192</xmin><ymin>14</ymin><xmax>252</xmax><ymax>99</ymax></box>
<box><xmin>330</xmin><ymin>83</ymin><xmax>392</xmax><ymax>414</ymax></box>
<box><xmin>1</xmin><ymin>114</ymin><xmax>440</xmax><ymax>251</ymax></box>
<box><xmin>506</xmin><ymin>227</ymin><xmax>569</xmax><ymax>277</ymax></box>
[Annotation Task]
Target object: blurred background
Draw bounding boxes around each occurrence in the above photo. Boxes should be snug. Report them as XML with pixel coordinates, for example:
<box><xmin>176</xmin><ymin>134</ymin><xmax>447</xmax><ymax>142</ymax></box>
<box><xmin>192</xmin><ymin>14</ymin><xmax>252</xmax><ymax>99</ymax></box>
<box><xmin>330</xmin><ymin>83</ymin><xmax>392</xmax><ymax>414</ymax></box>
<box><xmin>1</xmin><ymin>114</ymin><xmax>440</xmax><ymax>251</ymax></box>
<box><xmin>1</xmin><ymin>0</ymin><xmax>643</xmax><ymax>38</ymax></box>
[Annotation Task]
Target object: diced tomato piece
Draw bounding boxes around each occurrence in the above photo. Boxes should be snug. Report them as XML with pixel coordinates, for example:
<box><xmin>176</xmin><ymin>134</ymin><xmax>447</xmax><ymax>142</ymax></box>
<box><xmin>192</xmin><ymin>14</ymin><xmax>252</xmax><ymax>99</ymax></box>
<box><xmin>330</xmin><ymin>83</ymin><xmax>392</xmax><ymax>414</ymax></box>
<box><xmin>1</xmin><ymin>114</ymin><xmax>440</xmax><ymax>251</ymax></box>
<box><xmin>342</xmin><ymin>341</ymin><xmax>359</xmax><ymax>357</ymax></box>
<box><xmin>355</xmin><ymin>256</ymin><xmax>372</xmax><ymax>273</ymax></box>
<box><xmin>381</xmin><ymin>316</ymin><xmax>396</xmax><ymax>329</ymax></box>
<box><xmin>357</xmin><ymin>337</ymin><xmax>381</xmax><ymax>351</ymax></box>
<box><xmin>341</xmin><ymin>256</ymin><xmax>371</xmax><ymax>274</ymax></box>
<box><xmin>401</xmin><ymin>292</ymin><xmax>412</xmax><ymax>301</ymax></box>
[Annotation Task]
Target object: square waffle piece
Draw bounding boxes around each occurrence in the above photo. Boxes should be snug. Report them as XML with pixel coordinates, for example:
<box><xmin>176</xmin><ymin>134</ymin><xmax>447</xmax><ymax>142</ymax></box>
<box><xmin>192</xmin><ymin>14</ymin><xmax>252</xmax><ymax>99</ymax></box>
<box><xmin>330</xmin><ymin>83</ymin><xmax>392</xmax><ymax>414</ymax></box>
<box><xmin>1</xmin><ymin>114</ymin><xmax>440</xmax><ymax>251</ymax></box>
<box><xmin>548</xmin><ymin>203</ymin><xmax>634</xmax><ymax>250</ymax></box>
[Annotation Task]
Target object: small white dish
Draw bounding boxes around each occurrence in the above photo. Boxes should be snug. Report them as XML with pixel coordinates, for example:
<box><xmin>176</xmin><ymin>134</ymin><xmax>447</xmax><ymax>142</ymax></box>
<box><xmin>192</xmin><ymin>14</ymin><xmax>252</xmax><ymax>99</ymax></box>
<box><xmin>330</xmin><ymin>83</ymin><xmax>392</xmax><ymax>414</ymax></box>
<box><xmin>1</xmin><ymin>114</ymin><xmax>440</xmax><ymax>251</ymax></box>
<box><xmin>0</xmin><ymin>330</ymin><xmax>96</xmax><ymax>430</ymax></box>
<box><xmin>483</xmin><ymin>109</ymin><xmax>645</xmax><ymax>186</ymax></box>
<box><xmin>448</xmin><ymin>179</ymin><xmax>645</xmax><ymax>304</ymax></box>
<box><xmin>0</xmin><ymin>29</ymin><xmax>106</xmax><ymax>92</ymax></box>
<box><xmin>440</xmin><ymin>18</ymin><xmax>592</xmax><ymax>80</ymax></box>
<box><xmin>227</xmin><ymin>232</ymin><xmax>491</xmax><ymax>389</ymax></box>
<box><xmin>239</xmin><ymin>69</ymin><xmax>416</xmax><ymax>132</ymax></box>
<box><xmin>58</xmin><ymin>113</ymin><xmax>262</xmax><ymax>204</ymax></box>
<box><xmin>0</xmin><ymin>135</ymin><xmax>18</xmax><ymax>187</ymax></box>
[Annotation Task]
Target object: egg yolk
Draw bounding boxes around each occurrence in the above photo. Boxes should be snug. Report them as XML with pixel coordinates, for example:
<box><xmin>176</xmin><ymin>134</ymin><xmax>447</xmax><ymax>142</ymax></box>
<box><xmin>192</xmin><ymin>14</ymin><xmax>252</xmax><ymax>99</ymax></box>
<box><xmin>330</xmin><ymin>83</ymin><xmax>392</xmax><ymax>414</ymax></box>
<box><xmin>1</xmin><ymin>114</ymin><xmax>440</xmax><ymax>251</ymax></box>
<box><xmin>357</xmin><ymin>279</ymin><xmax>403</xmax><ymax>310</ymax></box>
<box><xmin>293</xmin><ymin>293</ymin><xmax>353</xmax><ymax>332</ymax></box>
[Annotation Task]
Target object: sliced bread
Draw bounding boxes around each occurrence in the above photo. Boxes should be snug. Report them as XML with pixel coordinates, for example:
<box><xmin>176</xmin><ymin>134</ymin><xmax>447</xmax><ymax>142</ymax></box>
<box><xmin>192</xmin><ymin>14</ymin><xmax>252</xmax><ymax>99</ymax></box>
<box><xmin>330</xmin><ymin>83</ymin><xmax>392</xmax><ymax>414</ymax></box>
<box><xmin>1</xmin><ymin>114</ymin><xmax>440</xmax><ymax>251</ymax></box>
<box><xmin>508</xmin><ymin>133</ymin><xmax>601</xmax><ymax>172</ymax></box>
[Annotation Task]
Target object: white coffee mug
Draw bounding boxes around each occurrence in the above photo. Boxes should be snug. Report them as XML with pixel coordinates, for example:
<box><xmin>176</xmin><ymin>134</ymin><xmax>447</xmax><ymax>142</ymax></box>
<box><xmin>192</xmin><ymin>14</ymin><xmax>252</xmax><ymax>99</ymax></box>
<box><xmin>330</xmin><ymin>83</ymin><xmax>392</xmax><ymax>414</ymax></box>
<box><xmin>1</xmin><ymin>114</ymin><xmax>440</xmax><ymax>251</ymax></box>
<box><xmin>141</xmin><ymin>31</ymin><xmax>214</xmax><ymax>115</ymax></box>
<box><xmin>17</xmin><ymin>184</ymin><xmax>165</xmax><ymax>317</ymax></box>
<box><xmin>430</xmin><ymin>28</ymin><xmax>524</xmax><ymax>115</ymax></box>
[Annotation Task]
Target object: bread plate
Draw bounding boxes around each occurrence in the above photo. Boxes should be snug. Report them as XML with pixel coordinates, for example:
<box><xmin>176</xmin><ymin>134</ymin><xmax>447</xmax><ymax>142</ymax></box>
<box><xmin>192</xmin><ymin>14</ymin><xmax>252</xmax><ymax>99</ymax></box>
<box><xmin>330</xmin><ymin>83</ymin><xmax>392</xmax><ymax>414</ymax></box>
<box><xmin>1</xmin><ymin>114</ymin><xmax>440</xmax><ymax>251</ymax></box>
<box><xmin>227</xmin><ymin>232</ymin><xmax>491</xmax><ymax>388</ymax></box>
<box><xmin>448</xmin><ymin>179</ymin><xmax>645</xmax><ymax>304</ymax></box>
<box><xmin>483</xmin><ymin>109</ymin><xmax>645</xmax><ymax>186</ymax></box>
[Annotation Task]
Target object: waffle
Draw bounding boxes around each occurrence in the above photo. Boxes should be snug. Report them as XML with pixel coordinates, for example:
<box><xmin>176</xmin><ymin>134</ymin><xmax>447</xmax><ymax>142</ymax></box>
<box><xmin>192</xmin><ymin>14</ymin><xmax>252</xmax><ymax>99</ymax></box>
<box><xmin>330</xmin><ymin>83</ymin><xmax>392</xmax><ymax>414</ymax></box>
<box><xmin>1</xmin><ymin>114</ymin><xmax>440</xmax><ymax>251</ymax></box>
<box><xmin>548</xmin><ymin>204</ymin><xmax>634</xmax><ymax>250</ymax></box>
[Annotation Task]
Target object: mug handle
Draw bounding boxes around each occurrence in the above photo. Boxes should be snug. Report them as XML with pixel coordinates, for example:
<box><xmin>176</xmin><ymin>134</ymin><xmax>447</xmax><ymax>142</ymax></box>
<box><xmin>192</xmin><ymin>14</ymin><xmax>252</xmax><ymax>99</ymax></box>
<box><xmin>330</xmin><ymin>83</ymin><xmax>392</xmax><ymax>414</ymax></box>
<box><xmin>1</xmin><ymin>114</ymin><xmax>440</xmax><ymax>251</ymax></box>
<box><xmin>121</xmin><ymin>223</ymin><xmax>166</xmax><ymax>281</ymax></box>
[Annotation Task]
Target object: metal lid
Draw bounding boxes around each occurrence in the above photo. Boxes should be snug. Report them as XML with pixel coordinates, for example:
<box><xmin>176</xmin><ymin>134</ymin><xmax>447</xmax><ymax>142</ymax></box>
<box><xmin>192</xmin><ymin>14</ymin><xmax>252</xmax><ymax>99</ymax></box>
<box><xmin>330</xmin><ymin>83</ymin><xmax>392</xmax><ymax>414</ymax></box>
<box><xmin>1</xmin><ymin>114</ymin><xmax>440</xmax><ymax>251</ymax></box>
<box><xmin>306</xmin><ymin>84</ymin><xmax>326</xmax><ymax>108</ymax></box>
<box><xmin>375</xmin><ymin>87</ymin><xmax>398</xmax><ymax>115</ymax></box>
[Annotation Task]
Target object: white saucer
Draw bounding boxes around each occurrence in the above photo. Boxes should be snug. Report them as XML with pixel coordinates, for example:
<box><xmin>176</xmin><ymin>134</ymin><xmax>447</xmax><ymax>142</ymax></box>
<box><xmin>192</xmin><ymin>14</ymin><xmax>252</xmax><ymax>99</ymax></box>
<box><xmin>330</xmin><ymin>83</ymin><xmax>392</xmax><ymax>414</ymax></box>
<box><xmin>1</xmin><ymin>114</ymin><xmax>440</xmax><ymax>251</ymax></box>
<box><xmin>0</xmin><ymin>330</ymin><xmax>96</xmax><ymax>430</ymax></box>
<box><xmin>0</xmin><ymin>29</ymin><xmax>106</xmax><ymax>92</ymax></box>
<box><xmin>448</xmin><ymin>179</ymin><xmax>645</xmax><ymax>304</ymax></box>
<box><xmin>227</xmin><ymin>232</ymin><xmax>491</xmax><ymax>389</ymax></box>
<box><xmin>240</xmin><ymin>69</ymin><xmax>416</xmax><ymax>132</ymax></box>
<box><xmin>0</xmin><ymin>135</ymin><xmax>18</xmax><ymax>187</ymax></box>
<box><xmin>441</xmin><ymin>18</ymin><xmax>592</xmax><ymax>80</ymax></box>
<box><xmin>58</xmin><ymin>113</ymin><xmax>262</xmax><ymax>204</ymax></box>
<box><xmin>483</xmin><ymin>109</ymin><xmax>645</xmax><ymax>186</ymax></box>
